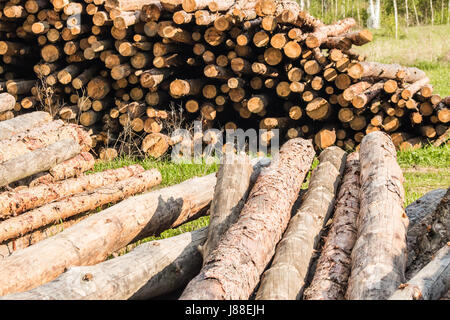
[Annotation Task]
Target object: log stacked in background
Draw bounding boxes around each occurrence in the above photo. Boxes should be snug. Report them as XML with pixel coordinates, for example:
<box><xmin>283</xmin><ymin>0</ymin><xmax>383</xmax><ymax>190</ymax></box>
<box><xmin>0</xmin><ymin>0</ymin><xmax>448</xmax><ymax>155</ymax></box>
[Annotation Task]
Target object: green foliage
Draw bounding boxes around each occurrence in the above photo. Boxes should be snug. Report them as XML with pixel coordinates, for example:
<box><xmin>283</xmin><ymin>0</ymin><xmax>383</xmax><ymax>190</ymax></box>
<box><xmin>397</xmin><ymin>143</ymin><xmax>450</xmax><ymax>168</ymax></box>
<box><xmin>91</xmin><ymin>155</ymin><xmax>219</xmax><ymax>188</ymax></box>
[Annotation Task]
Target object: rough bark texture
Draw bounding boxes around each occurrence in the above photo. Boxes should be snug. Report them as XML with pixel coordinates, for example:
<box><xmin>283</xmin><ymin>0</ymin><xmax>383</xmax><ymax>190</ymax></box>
<box><xmin>303</xmin><ymin>152</ymin><xmax>361</xmax><ymax>300</ymax></box>
<box><xmin>0</xmin><ymin>93</ymin><xmax>16</xmax><ymax>113</ymax></box>
<box><xmin>0</xmin><ymin>165</ymin><xmax>145</xmax><ymax>218</ymax></box>
<box><xmin>346</xmin><ymin>131</ymin><xmax>408</xmax><ymax>300</ymax></box>
<box><xmin>29</xmin><ymin>152</ymin><xmax>96</xmax><ymax>187</ymax></box>
<box><xmin>0</xmin><ymin>112</ymin><xmax>52</xmax><ymax>141</ymax></box>
<box><xmin>0</xmin><ymin>170</ymin><xmax>162</xmax><ymax>243</ymax></box>
<box><xmin>8</xmin><ymin>152</ymin><xmax>96</xmax><ymax>189</ymax></box>
<box><xmin>0</xmin><ymin>213</ymin><xmax>90</xmax><ymax>259</ymax></box>
<box><xmin>0</xmin><ymin>173</ymin><xmax>216</xmax><ymax>296</ymax></box>
<box><xmin>199</xmin><ymin>152</ymin><xmax>253</xmax><ymax>261</ymax></box>
<box><xmin>255</xmin><ymin>146</ymin><xmax>347</xmax><ymax>300</ymax></box>
<box><xmin>405</xmin><ymin>189</ymin><xmax>447</xmax><ymax>229</ymax></box>
<box><xmin>0</xmin><ymin>120</ymin><xmax>92</xmax><ymax>163</ymax></box>
<box><xmin>406</xmin><ymin>187</ymin><xmax>449</xmax><ymax>280</ymax></box>
<box><xmin>389</xmin><ymin>245</ymin><xmax>450</xmax><ymax>300</ymax></box>
<box><xmin>0</xmin><ymin>139</ymin><xmax>80</xmax><ymax>188</ymax></box>
<box><xmin>2</xmin><ymin>228</ymin><xmax>208</xmax><ymax>300</ymax></box>
<box><xmin>179</xmin><ymin>138</ymin><xmax>315</xmax><ymax>300</ymax></box>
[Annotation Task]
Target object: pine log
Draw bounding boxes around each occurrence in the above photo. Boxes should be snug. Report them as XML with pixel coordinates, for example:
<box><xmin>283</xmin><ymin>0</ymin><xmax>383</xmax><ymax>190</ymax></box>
<box><xmin>433</xmin><ymin>128</ymin><xmax>450</xmax><ymax>147</ymax></box>
<box><xmin>199</xmin><ymin>152</ymin><xmax>253</xmax><ymax>260</ymax></box>
<box><xmin>3</xmin><ymin>228</ymin><xmax>208</xmax><ymax>300</ymax></box>
<box><xmin>179</xmin><ymin>138</ymin><xmax>315</xmax><ymax>300</ymax></box>
<box><xmin>406</xmin><ymin>188</ymin><xmax>449</xmax><ymax>279</ymax></box>
<box><xmin>305</xmin><ymin>18</ymin><xmax>356</xmax><ymax>48</ymax></box>
<box><xmin>0</xmin><ymin>120</ymin><xmax>91</xmax><ymax>163</ymax></box>
<box><xmin>10</xmin><ymin>152</ymin><xmax>95</xmax><ymax>189</ymax></box>
<box><xmin>0</xmin><ymin>139</ymin><xmax>80</xmax><ymax>188</ymax></box>
<box><xmin>359</xmin><ymin>62</ymin><xmax>427</xmax><ymax>83</ymax></box>
<box><xmin>389</xmin><ymin>245</ymin><xmax>450</xmax><ymax>300</ymax></box>
<box><xmin>0</xmin><ymin>173</ymin><xmax>216</xmax><ymax>296</ymax></box>
<box><xmin>406</xmin><ymin>189</ymin><xmax>447</xmax><ymax>228</ymax></box>
<box><xmin>0</xmin><ymin>170</ymin><xmax>162</xmax><ymax>244</ymax></box>
<box><xmin>0</xmin><ymin>165</ymin><xmax>145</xmax><ymax>218</ymax></box>
<box><xmin>303</xmin><ymin>152</ymin><xmax>360</xmax><ymax>300</ymax></box>
<box><xmin>0</xmin><ymin>93</ymin><xmax>16</xmax><ymax>113</ymax></box>
<box><xmin>346</xmin><ymin>132</ymin><xmax>408</xmax><ymax>300</ymax></box>
<box><xmin>0</xmin><ymin>111</ymin><xmax>52</xmax><ymax>141</ymax></box>
<box><xmin>255</xmin><ymin>146</ymin><xmax>347</xmax><ymax>300</ymax></box>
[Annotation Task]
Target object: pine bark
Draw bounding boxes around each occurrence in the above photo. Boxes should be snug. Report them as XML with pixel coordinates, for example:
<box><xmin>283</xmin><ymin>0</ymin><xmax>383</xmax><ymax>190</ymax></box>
<box><xmin>406</xmin><ymin>187</ymin><xmax>449</xmax><ymax>279</ymax></box>
<box><xmin>180</xmin><ymin>138</ymin><xmax>315</xmax><ymax>300</ymax></box>
<box><xmin>255</xmin><ymin>146</ymin><xmax>347</xmax><ymax>300</ymax></box>
<box><xmin>303</xmin><ymin>152</ymin><xmax>361</xmax><ymax>300</ymax></box>
<box><xmin>389</xmin><ymin>245</ymin><xmax>450</xmax><ymax>300</ymax></box>
<box><xmin>0</xmin><ymin>170</ymin><xmax>162</xmax><ymax>244</ymax></box>
<box><xmin>0</xmin><ymin>173</ymin><xmax>216</xmax><ymax>296</ymax></box>
<box><xmin>0</xmin><ymin>112</ymin><xmax>52</xmax><ymax>141</ymax></box>
<box><xmin>0</xmin><ymin>165</ymin><xmax>145</xmax><ymax>218</ymax></box>
<box><xmin>0</xmin><ymin>139</ymin><xmax>80</xmax><ymax>188</ymax></box>
<box><xmin>406</xmin><ymin>189</ymin><xmax>447</xmax><ymax>228</ymax></box>
<box><xmin>0</xmin><ymin>120</ymin><xmax>92</xmax><ymax>163</ymax></box>
<box><xmin>3</xmin><ymin>227</ymin><xmax>207</xmax><ymax>300</ymax></box>
<box><xmin>199</xmin><ymin>152</ymin><xmax>253</xmax><ymax>261</ymax></box>
<box><xmin>346</xmin><ymin>131</ymin><xmax>408</xmax><ymax>300</ymax></box>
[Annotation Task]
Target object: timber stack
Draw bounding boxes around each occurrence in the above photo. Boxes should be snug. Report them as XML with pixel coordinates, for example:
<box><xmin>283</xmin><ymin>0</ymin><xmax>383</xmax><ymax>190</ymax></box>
<box><xmin>0</xmin><ymin>132</ymin><xmax>448</xmax><ymax>300</ymax></box>
<box><xmin>0</xmin><ymin>0</ymin><xmax>449</xmax><ymax>158</ymax></box>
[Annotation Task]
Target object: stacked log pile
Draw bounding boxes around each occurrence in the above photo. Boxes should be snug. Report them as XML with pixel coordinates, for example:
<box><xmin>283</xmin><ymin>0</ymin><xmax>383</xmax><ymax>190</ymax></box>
<box><xmin>0</xmin><ymin>111</ymin><xmax>162</xmax><ymax>260</ymax></box>
<box><xmin>0</xmin><ymin>132</ymin><xmax>448</xmax><ymax>300</ymax></box>
<box><xmin>0</xmin><ymin>0</ymin><xmax>448</xmax><ymax>156</ymax></box>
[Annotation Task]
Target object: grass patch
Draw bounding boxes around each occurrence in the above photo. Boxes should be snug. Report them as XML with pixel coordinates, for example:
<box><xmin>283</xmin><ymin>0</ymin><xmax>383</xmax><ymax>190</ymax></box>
<box><xmin>397</xmin><ymin>143</ymin><xmax>450</xmax><ymax>168</ymax></box>
<box><xmin>403</xmin><ymin>171</ymin><xmax>450</xmax><ymax>206</ymax></box>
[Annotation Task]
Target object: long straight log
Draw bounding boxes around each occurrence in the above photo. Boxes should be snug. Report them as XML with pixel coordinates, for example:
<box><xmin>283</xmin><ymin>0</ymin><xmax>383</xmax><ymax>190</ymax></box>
<box><xmin>0</xmin><ymin>111</ymin><xmax>52</xmax><ymax>141</ymax></box>
<box><xmin>0</xmin><ymin>173</ymin><xmax>216</xmax><ymax>296</ymax></box>
<box><xmin>0</xmin><ymin>139</ymin><xmax>80</xmax><ymax>188</ymax></box>
<box><xmin>303</xmin><ymin>152</ymin><xmax>360</xmax><ymax>300</ymax></box>
<box><xmin>255</xmin><ymin>146</ymin><xmax>347</xmax><ymax>300</ymax></box>
<box><xmin>389</xmin><ymin>245</ymin><xmax>450</xmax><ymax>300</ymax></box>
<box><xmin>346</xmin><ymin>132</ymin><xmax>408</xmax><ymax>300</ymax></box>
<box><xmin>3</xmin><ymin>228</ymin><xmax>208</xmax><ymax>300</ymax></box>
<box><xmin>0</xmin><ymin>165</ymin><xmax>145</xmax><ymax>218</ymax></box>
<box><xmin>179</xmin><ymin>138</ymin><xmax>315</xmax><ymax>300</ymax></box>
<box><xmin>199</xmin><ymin>152</ymin><xmax>253</xmax><ymax>260</ymax></box>
<box><xmin>359</xmin><ymin>62</ymin><xmax>427</xmax><ymax>83</ymax></box>
<box><xmin>0</xmin><ymin>170</ymin><xmax>162</xmax><ymax>244</ymax></box>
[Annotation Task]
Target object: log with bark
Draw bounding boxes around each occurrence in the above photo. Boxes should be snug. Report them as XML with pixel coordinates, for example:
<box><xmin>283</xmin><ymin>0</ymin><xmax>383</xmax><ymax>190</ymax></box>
<box><xmin>255</xmin><ymin>146</ymin><xmax>347</xmax><ymax>300</ymax></box>
<box><xmin>180</xmin><ymin>138</ymin><xmax>315</xmax><ymax>300</ymax></box>
<box><xmin>303</xmin><ymin>152</ymin><xmax>361</xmax><ymax>300</ymax></box>
<box><xmin>0</xmin><ymin>170</ymin><xmax>162</xmax><ymax>244</ymax></box>
<box><xmin>0</xmin><ymin>172</ymin><xmax>216</xmax><ymax>296</ymax></box>
<box><xmin>2</xmin><ymin>228</ymin><xmax>208</xmax><ymax>300</ymax></box>
<box><xmin>0</xmin><ymin>112</ymin><xmax>52</xmax><ymax>143</ymax></box>
<box><xmin>406</xmin><ymin>187</ymin><xmax>449</xmax><ymax>279</ymax></box>
<box><xmin>0</xmin><ymin>139</ymin><xmax>81</xmax><ymax>188</ymax></box>
<box><xmin>405</xmin><ymin>189</ymin><xmax>447</xmax><ymax>228</ymax></box>
<box><xmin>0</xmin><ymin>164</ymin><xmax>145</xmax><ymax>218</ymax></box>
<box><xmin>346</xmin><ymin>131</ymin><xmax>409</xmax><ymax>300</ymax></box>
<box><xmin>389</xmin><ymin>244</ymin><xmax>450</xmax><ymax>300</ymax></box>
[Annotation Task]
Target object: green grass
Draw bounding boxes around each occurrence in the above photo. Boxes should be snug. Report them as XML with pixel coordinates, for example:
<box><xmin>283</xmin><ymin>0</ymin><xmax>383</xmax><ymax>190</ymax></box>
<box><xmin>355</xmin><ymin>24</ymin><xmax>450</xmax><ymax>96</ymax></box>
